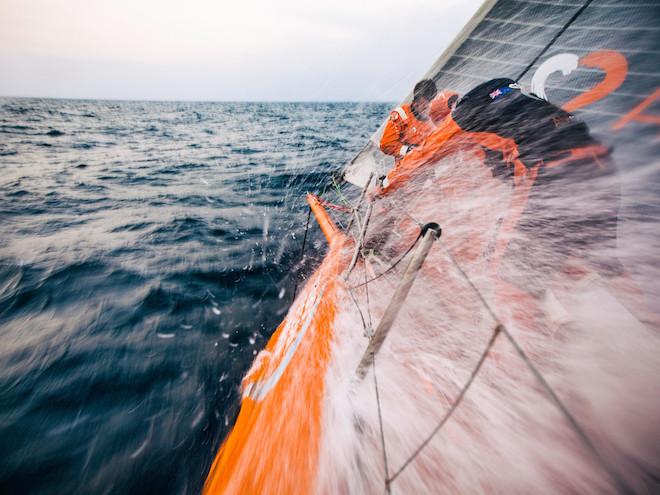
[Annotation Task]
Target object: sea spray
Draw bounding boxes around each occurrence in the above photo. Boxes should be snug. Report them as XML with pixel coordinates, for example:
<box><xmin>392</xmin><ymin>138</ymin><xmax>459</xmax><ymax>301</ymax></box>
<box><xmin>315</xmin><ymin>151</ymin><xmax>660</xmax><ymax>494</ymax></box>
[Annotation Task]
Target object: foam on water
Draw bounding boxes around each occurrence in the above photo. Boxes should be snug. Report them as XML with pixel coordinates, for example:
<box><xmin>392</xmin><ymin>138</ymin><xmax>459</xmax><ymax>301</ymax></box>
<box><xmin>315</xmin><ymin>147</ymin><xmax>660</xmax><ymax>493</ymax></box>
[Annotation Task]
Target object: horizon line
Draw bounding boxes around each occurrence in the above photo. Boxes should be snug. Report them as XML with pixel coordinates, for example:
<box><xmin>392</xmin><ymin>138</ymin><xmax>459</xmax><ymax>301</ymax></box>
<box><xmin>0</xmin><ymin>94</ymin><xmax>397</xmax><ymax>104</ymax></box>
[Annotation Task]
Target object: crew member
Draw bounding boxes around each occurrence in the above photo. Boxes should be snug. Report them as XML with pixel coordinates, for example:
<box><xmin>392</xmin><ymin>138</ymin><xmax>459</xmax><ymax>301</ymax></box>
<box><xmin>379</xmin><ymin>79</ymin><xmax>438</xmax><ymax>162</ymax></box>
<box><xmin>381</xmin><ymin>78</ymin><xmax>619</xmax><ymax>276</ymax></box>
<box><xmin>385</xmin><ymin>77</ymin><xmax>613</xmax><ymax>196</ymax></box>
<box><xmin>381</xmin><ymin>87</ymin><xmax>519</xmax><ymax>191</ymax></box>
<box><xmin>458</xmin><ymin>78</ymin><xmax>618</xmax><ymax>274</ymax></box>
<box><xmin>429</xmin><ymin>90</ymin><xmax>459</xmax><ymax>125</ymax></box>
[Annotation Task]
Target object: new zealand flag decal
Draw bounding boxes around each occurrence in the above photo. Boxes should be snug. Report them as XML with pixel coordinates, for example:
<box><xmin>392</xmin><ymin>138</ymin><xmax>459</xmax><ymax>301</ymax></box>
<box><xmin>489</xmin><ymin>86</ymin><xmax>513</xmax><ymax>101</ymax></box>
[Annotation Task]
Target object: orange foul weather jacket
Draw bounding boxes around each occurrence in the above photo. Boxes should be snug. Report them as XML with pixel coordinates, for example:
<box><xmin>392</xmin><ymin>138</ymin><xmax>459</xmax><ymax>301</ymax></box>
<box><xmin>379</xmin><ymin>103</ymin><xmax>436</xmax><ymax>161</ymax></box>
<box><xmin>383</xmin><ymin>115</ymin><xmax>523</xmax><ymax>193</ymax></box>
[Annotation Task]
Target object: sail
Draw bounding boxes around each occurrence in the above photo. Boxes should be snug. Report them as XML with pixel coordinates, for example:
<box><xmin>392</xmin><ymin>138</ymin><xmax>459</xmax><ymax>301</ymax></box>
<box><xmin>344</xmin><ymin>0</ymin><xmax>660</xmax><ymax>188</ymax></box>
<box><xmin>329</xmin><ymin>0</ymin><xmax>660</xmax><ymax>491</ymax></box>
<box><xmin>206</xmin><ymin>1</ymin><xmax>660</xmax><ymax>492</ymax></box>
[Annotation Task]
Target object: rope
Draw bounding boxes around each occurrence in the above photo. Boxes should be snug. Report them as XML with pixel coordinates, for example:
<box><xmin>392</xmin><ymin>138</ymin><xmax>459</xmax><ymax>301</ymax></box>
<box><xmin>516</xmin><ymin>0</ymin><xmax>594</xmax><ymax>82</ymax></box>
<box><xmin>290</xmin><ymin>174</ymin><xmax>337</xmax><ymax>302</ymax></box>
<box><xmin>387</xmin><ymin>324</ymin><xmax>502</xmax><ymax>484</ymax></box>
<box><xmin>348</xmin><ymin>287</ymin><xmax>369</xmax><ymax>335</ymax></box>
<box><xmin>346</xmin><ymin>172</ymin><xmax>374</xmax><ymax>233</ymax></box>
<box><xmin>291</xmin><ymin>205</ymin><xmax>312</xmax><ymax>302</ymax></box>
<box><xmin>499</xmin><ymin>327</ymin><xmax>633</xmax><ymax>495</ymax></box>
<box><xmin>331</xmin><ymin>174</ymin><xmax>353</xmax><ymax>208</ymax></box>
<box><xmin>364</xmin><ymin>261</ymin><xmax>373</xmax><ymax>330</ymax></box>
<box><xmin>349</xmin><ymin>228</ymin><xmax>423</xmax><ymax>289</ymax></box>
<box><xmin>373</xmin><ymin>358</ymin><xmax>392</xmax><ymax>495</ymax></box>
<box><xmin>354</xmin><ymin>233</ymin><xmax>631</xmax><ymax>492</ymax></box>
<box><xmin>440</xmin><ymin>247</ymin><xmax>633</xmax><ymax>495</ymax></box>
<box><xmin>360</xmin><ymin>206</ymin><xmax>375</xmax><ymax>330</ymax></box>
<box><xmin>440</xmin><ymin>246</ymin><xmax>499</xmax><ymax>324</ymax></box>
<box><xmin>344</xmin><ymin>200</ymin><xmax>374</xmax><ymax>279</ymax></box>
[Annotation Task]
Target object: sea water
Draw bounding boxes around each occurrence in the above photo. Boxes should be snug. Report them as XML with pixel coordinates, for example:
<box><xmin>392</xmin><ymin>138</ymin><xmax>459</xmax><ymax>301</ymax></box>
<box><xmin>0</xmin><ymin>99</ymin><xmax>389</xmax><ymax>494</ymax></box>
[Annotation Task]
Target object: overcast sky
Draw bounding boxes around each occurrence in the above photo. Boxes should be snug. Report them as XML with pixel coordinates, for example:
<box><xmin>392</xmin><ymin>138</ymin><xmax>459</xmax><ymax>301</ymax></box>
<box><xmin>0</xmin><ymin>0</ymin><xmax>482</xmax><ymax>101</ymax></box>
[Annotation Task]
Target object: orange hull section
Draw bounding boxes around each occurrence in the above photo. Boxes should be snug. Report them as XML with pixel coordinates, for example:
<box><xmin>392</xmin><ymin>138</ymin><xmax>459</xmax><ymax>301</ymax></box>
<box><xmin>204</xmin><ymin>195</ymin><xmax>350</xmax><ymax>495</ymax></box>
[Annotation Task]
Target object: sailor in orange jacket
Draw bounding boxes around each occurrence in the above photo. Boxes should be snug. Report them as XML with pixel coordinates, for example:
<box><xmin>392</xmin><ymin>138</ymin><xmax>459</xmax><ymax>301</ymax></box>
<box><xmin>380</xmin><ymin>79</ymin><xmax>438</xmax><ymax>161</ymax></box>
<box><xmin>382</xmin><ymin>78</ymin><xmax>620</xmax><ymax>285</ymax></box>
<box><xmin>381</xmin><ymin>89</ymin><xmax>523</xmax><ymax>193</ymax></box>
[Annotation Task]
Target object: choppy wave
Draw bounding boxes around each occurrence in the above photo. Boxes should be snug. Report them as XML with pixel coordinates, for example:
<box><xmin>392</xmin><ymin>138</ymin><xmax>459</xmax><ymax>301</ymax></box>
<box><xmin>0</xmin><ymin>98</ymin><xmax>390</xmax><ymax>494</ymax></box>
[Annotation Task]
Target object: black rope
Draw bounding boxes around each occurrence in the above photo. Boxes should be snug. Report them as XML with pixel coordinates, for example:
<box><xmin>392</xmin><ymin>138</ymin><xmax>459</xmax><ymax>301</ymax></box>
<box><xmin>291</xmin><ymin>205</ymin><xmax>312</xmax><ymax>302</ymax></box>
<box><xmin>499</xmin><ymin>326</ymin><xmax>634</xmax><ymax>495</ymax></box>
<box><xmin>370</xmin><ymin>241</ymin><xmax>632</xmax><ymax>492</ymax></box>
<box><xmin>345</xmin><ymin>199</ymin><xmax>375</xmax><ymax>280</ymax></box>
<box><xmin>516</xmin><ymin>0</ymin><xmax>594</xmax><ymax>82</ymax></box>
<box><xmin>387</xmin><ymin>324</ymin><xmax>502</xmax><ymax>484</ymax></box>
<box><xmin>364</xmin><ymin>262</ymin><xmax>373</xmax><ymax>330</ymax></box>
<box><xmin>348</xmin><ymin>288</ymin><xmax>369</xmax><ymax>333</ymax></box>
<box><xmin>373</xmin><ymin>358</ymin><xmax>392</xmax><ymax>495</ymax></box>
<box><xmin>440</xmin><ymin>247</ymin><xmax>633</xmax><ymax>494</ymax></box>
<box><xmin>290</xmin><ymin>168</ymin><xmax>338</xmax><ymax>305</ymax></box>
<box><xmin>349</xmin><ymin>228</ymin><xmax>423</xmax><ymax>289</ymax></box>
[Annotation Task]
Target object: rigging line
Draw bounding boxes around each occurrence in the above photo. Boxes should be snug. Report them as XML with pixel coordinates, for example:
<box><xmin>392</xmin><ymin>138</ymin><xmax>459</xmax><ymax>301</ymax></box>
<box><xmin>291</xmin><ymin>206</ymin><xmax>312</xmax><ymax>302</ymax></box>
<box><xmin>347</xmin><ymin>172</ymin><xmax>374</xmax><ymax>233</ymax></box>
<box><xmin>361</xmin><ymin>214</ymin><xmax>374</xmax><ymax>330</ymax></box>
<box><xmin>499</xmin><ymin>325</ymin><xmax>634</xmax><ymax>495</ymax></box>
<box><xmin>348</xmin><ymin>287</ymin><xmax>369</xmax><ymax>334</ymax></box>
<box><xmin>317</xmin><ymin>170</ymin><xmax>336</xmax><ymax>201</ymax></box>
<box><xmin>373</xmin><ymin>357</ymin><xmax>392</xmax><ymax>495</ymax></box>
<box><xmin>316</xmin><ymin>196</ymin><xmax>353</xmax><ymax>214</ymax></box>
<box><xmin>387</xmin><ymin>324</ymin><xmax>502</xmax><ymax>484</ymax></box>
<box><xmin>349</xmin><ymin>228</ymin><xmax>423</xmax><ymax>289</ymax></box>
<box><xmin>344</xmin><ymin>200</ymin><xmax>374</xmax><ymax>280</ymax></box>
<box><xmin>291</xmin><ymin>174</ymin><xmax>336</xmax><ymax>302</ymax></box>
<box><xmin>364</xmin><ymin>260</ymin><xmax>373</xmax><ymax>330</ymax></box>
<box><xmin>515</xmin><ymin>0</ymin><xmax>595</xmax><ymax>82</ymax></box>
<box><xmin>441</xmin><ymin>246</ymin><xmax>634</xmax><ymax>494</ymax></box>
<box><xmin>346</xmin><ymin>245</ymin><xmax>372</xmax><ymax>337</ymax></box>
<box><xmin>352</xmin><ymin>207</ymin><xmax>364</xmax><ymax>245</ymax></box>
<box><xmin>440</xmin><ymin>246</ymin><xmax>499</xmax><ymax>324</ymax></box>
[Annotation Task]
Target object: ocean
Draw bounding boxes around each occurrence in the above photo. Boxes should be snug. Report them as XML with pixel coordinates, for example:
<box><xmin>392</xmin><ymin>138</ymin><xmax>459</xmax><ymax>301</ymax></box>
<box><xmin>0</xmin><ymin>99</ymin><xmax>390</xmax><ymax>494</ymax></box>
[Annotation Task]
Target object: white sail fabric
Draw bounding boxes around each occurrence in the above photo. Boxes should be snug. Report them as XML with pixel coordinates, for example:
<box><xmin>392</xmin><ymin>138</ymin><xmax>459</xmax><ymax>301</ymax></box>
<box><xmin>344</xmin><ymin>0</ymin><xmax>660</xmax><ymax>188</ymax></box>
